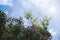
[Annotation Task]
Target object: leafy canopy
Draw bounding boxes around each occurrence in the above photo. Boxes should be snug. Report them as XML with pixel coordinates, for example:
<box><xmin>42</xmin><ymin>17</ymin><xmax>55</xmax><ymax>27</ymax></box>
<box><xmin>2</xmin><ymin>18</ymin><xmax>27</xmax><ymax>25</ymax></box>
<box><xmin>0</xmin><ymin>11</ymin><xmax>52</xmax><ymax>40</ymax></box>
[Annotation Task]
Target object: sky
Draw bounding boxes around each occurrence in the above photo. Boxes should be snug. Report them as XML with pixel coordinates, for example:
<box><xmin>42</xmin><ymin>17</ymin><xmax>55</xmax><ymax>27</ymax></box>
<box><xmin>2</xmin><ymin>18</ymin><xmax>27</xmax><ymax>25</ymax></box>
<box><xmin>0</xmin><ymin>0</ymin><xmax>60</xmax><ymax>40</ymax></box>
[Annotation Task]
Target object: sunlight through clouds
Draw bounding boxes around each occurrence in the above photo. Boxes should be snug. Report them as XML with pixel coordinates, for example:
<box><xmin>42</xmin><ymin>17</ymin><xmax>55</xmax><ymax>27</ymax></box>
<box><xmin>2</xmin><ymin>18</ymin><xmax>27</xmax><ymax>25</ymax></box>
<box><xmin>20</xmin><ymin>0</ymin><xmax>57</xmax><ymax>17</ymax></box>
<box><xmin>49</xmin><ymin>6</ymin><xmax>56</xmax><ymax>13</ymax></box>
<box><xmin>47</xmin><ymin>5</ymin><xmax>57</xmax><ymax>17</ymax></box>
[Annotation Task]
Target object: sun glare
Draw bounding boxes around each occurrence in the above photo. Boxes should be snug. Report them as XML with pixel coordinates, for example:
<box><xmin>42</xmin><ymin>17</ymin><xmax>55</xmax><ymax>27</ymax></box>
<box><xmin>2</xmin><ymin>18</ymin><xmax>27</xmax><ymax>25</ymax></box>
<box><xmin>49</xmin><ymin>6</ymin><xmax>56</xmax><ymax>13</ymax></box>
<box><xmin>47</xmin><ymin>6</ymin><xmax>57</xmax><ymax>16</ymax></box>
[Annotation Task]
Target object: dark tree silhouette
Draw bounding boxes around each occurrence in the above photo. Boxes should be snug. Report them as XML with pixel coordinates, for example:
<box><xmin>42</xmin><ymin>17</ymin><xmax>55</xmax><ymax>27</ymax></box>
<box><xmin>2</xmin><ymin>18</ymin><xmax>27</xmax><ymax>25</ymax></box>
<box><xmin>0</xmin><ymin>10</ymin><xmax>6</xmax><ymax>40</ymax></box>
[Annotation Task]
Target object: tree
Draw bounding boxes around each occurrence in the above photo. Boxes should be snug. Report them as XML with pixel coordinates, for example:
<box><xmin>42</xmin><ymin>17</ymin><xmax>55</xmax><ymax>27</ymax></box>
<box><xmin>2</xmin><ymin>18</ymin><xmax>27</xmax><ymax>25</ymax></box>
<box><xmin>25</xmin><ymin>12</ymin><xmax>52</xmax><ymax>40</ymax></box>
<box><xmin>0</xmin><ymin>10</ymin><xmax>6</xmax><ymax>40</ymax></box>
<box><xmin>0</xmin><ymin>11</ymin><xmax>52</xmax><ymax>40</ymax></box>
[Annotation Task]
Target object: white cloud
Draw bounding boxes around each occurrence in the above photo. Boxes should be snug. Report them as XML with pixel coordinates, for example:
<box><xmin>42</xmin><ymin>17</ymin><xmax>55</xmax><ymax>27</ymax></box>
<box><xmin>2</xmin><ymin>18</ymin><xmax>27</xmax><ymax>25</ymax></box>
<box><xmin>20</xmin><ymin>0</ymin><xmax>32</xmax><ymax>8</ymax></box>
<box><xmin>0</xmin><ymin>0</ymin><xmax>13</xmax><ymax>6</ymax></box>
<box><xmin>20</xmin><ymin>0</ymin><xmax>54</xmax><ymax>9</ymax></box>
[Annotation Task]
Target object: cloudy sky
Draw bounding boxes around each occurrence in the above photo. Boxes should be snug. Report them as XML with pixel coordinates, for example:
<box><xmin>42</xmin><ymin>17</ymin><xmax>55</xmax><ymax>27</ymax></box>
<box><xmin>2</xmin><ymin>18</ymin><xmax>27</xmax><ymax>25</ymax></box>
<box><xmin>0</xmin><ymin>0</ymin><xmax>60</xmax><ymax>40</ymax></box>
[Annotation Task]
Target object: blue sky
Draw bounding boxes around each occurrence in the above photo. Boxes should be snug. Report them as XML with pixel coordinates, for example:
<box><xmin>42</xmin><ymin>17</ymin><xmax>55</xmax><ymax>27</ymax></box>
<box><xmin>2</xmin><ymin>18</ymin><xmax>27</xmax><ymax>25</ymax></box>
<box><xmin>0</xmin><ymin>0</ymin><xmax>60</xmax><ymax>40</ymax></box>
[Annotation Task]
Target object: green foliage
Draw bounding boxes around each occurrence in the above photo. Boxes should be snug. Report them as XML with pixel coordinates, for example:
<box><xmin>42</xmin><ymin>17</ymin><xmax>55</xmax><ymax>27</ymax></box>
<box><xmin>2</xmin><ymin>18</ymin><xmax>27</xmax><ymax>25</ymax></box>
<box><xmin>0</xmin><ymin>11</ymin><xmax>52</xmax><ymax>40</ymax></box>
<box><xmin>25</xmin><ymin>12</ymin><xmax>32</xmax><ymax>19</ymax></box>
<box><xmin>0</xmin><ymin>10</ymin><xmax>6</xmax><ymax>26</ymax></box>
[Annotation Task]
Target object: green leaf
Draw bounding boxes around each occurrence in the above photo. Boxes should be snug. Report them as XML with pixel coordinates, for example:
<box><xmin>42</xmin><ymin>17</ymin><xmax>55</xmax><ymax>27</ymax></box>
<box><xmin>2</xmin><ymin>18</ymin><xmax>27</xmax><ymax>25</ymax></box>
<box><xmin>25</xmin><ymin>12</ymin><xmax>32</xmax><ymax>19</ymax></box>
